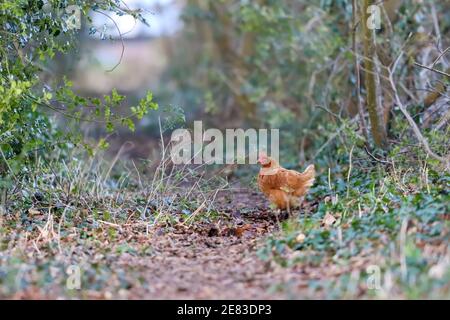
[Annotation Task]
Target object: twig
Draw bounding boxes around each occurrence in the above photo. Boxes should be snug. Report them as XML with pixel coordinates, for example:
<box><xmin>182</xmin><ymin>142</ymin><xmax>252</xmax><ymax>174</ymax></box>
<box><xmin>432</xmin><ymin>46</ymin><xmax>450</xmax><ymax>68</ymax></box>
<box><xmin>364</xmin><ymin>146</ymin><xmax>392</xmax><ymax>165</ymax></box>
<box><xmin>94</xmin><ymin>10</ymin><xmax>125</xmax><ymax>72</ymax></box>
<box><xmin>96</xmin><ymin>219</ymin><xmax>123</xmax><ymax>231</ymax></box>
<box><xmin>390</xmin><ymin>52</ymin><xmax>450</xmax><ymax>170</ymax></box>
<box><xmin>315</xmin><ymin>105</ymin><xmax>342</xmax><ymax>121</ymax></box>
<box><xmin>346</xmin><ymin>145</ymin><xmax>354</xmax><ymax>198</ymax></box>
<box><xmin>413</xmin><ymin>62</ymin><xmax>450</xmax><ymax>78</ymax></box>
<box><xmin>430</xmin><ymin>1</ymin><xmax>443</xmax><ymax>53</ymax></box>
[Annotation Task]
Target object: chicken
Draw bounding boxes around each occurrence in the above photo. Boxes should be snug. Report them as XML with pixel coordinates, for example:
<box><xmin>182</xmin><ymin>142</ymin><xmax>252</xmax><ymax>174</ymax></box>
<box><xmin>257</xmin><ymin>152</ymin><xmax>315</xmax><ymax>212</ymax></box>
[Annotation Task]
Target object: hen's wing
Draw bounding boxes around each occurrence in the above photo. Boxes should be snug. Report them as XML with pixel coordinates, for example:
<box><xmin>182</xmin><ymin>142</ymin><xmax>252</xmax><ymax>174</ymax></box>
<box><xmin>259</xmin><ymin>165</ymin><xmax>315</xmax><ymax>194</ymax></box>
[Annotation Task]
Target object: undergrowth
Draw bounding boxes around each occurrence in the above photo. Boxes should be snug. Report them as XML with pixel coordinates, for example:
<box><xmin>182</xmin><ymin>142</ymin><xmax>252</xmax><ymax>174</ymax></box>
<box><xmin>0</xmin><ymin>142</ymin><xmax>227</xmax><ymax>298</ymax></box>
<box><xmin>258</xmin><ymin>127</ymin><xmax>450</xmax><ymax>299</ymax></box>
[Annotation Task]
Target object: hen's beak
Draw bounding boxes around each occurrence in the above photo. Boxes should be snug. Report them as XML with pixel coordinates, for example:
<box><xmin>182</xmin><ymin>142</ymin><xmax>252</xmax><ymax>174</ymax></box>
<box><xmin>257</xmin><ymin>157</ymin><xmax>267</xmax><ymax>164</ymax></box>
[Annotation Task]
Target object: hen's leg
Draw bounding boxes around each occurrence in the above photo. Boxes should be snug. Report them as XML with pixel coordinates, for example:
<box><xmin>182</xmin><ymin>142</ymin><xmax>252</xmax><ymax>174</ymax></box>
<box><xmin>268</xmin><ymin>190</ymin><xmax>288</xmax><ymax>222</ymax></box>
<box><xmin>268</xmin><ymin>190</ymin><xmax>289</xmax><ymax>210</ymax></box>
<box><xmin>296</xmin><ymin>196</ymin><xmax>305</xmax><ymax>216</ymax></box>
<box><xmin>274</xmin><ymin>209</ymin><xmax>281</xmax><ymax>225</ymax></box>
<box><xmin>286</xmin><ymin>200</ymin><xmax>291</xmax><ymax>218</ymax></box>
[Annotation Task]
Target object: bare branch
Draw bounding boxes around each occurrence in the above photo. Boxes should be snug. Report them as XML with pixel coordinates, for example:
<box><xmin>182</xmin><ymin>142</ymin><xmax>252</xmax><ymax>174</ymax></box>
<box><xmin>414</xmin><ymin>62</ymin><xmax>450</xmax><ymax>78</ymax></box>
<box><xmin>389</xmin><ymin>52</ymin><xmax>450</xmax><ymax>170</ymax></box>
<box><xmin>432</xmin><ymin>46</ymin><xmax>450</xmax><ymax>68</ymax></box>
<box><xmin>94</xmin><ymin>10</ymin><xmax>125</xmax><ymax>73</ymax></box>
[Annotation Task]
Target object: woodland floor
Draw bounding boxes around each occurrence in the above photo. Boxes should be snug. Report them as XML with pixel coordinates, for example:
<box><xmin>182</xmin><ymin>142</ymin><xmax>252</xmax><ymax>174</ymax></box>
<box><xmin>129</xmin><ymin>190</ymin><xmax>302</xmax><ymax>299</ymax></box>
<box><xmin>4</xmin><ymin>184</ymin><xmax>444</xmax><ymax>299</ymax></box>
<box><xmin>1</xmin><ymin>188</ymin><xmax>328</xmax><ymax>299</ymax></box>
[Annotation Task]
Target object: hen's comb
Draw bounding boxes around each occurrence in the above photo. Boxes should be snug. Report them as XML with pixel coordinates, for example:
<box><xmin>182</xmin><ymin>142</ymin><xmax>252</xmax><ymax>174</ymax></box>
<box><xmin>258</xmin><ymin>151</ymin><xmax>267</xmax><ymax>157</ymax></box>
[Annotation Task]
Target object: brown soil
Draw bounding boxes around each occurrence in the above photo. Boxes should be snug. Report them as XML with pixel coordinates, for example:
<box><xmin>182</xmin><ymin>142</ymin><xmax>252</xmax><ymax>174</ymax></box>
<box><xmin>117</xmin><ymin>189</ymin><xmax>308</xmax><ymax>299</ymax></box>
<box><xmin>4</xmin><ymin>188</ymin><xmax>317</xmax><ymax>300</ymax></box>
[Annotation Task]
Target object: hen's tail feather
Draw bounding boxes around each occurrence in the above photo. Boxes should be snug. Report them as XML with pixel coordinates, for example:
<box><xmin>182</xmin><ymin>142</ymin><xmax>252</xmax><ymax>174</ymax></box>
<box><xmin>302</xmin><ymin>164</ymin><xmax>315</xmax><ymax>188</ymax></box>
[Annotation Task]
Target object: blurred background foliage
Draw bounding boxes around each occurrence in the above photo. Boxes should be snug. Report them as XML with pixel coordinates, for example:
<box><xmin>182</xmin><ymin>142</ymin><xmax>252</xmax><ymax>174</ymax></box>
<box><xmin>1</xmin><ymin>0</ymin><xmax>449</xmax><ymax>179</ymax></box>
<box><xmin>164</xmin><ymin>0</ymin><xmax>449</xmax><ymax>169</ymax></box>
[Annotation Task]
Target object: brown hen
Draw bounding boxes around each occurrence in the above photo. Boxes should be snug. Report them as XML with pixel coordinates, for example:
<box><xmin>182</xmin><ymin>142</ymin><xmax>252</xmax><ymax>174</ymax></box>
<box><xmin>257</xmin><ymin>152</ymin><xmax>315</xmax><ymax>212</ymax></box>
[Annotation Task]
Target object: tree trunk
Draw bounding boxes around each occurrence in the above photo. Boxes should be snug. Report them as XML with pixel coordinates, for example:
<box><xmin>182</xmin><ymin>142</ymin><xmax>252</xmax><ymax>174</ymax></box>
<box><xmin>361</xmin><ymin>0</ymin><xmax>387</xmax><ymax>148</ymax></box>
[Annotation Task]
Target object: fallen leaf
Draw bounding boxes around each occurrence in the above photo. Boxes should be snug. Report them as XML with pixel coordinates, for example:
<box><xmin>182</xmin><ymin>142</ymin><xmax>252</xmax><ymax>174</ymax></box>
<box><xmin>235</xmin><ymin>224</ymin><xmax>251</xmax><ymax>237</ymax></box>
<box><xmin>322</xmin><ymin>212</ymin><xmax>337</xmax><ymax>228</ymax></box>
<box><xmin>28</xmin><ymin>208</ymin><xmax>41</xmax><ymax>216</ymax></box>
<box><xmin>296</xmin><ymin>233</ymin><xmax>306</xmax><ymax>243</ymax></box>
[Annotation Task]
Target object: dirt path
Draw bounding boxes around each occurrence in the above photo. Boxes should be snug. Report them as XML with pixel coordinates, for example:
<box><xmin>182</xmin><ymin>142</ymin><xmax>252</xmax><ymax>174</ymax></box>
<box><xmin>5</xmin><ymin>181</ymin><xmax>447</xmax><ymax>299</ymax></box>
<box><xmin>116</xmin><ymin>189</ymin><xmax>308</xmax><ymax>299</ymax></box>
<box><xmin>4</xmin><ymin>188</ymin><xmax>313</xmax><ymax>299</ymax></box>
